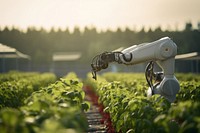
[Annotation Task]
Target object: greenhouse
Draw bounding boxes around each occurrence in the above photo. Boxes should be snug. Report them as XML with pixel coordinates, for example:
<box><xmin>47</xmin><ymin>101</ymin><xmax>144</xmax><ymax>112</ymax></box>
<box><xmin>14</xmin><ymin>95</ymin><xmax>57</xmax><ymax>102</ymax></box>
<box><xmin>0</xmin><ymin>43</ymin><xmax>30</xmax><ymax>72</ymax></box>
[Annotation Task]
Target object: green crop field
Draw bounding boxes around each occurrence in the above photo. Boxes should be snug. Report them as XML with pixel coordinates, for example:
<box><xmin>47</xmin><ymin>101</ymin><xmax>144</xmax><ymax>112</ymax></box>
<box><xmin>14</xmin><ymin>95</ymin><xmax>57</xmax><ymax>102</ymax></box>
<box><xmin>0</xmin><ymin>71</ymin><xmax>200</xmax><ymax>133</ymax></box>
<box><xmin>0</xmin><ymin>72</ymin><xmax>89</xmax><ymax>133</ymax></box>
<box><xmin>86</xmin><ymin>72</ymin><xmax>200</xmax><ymax>133</ymax></box>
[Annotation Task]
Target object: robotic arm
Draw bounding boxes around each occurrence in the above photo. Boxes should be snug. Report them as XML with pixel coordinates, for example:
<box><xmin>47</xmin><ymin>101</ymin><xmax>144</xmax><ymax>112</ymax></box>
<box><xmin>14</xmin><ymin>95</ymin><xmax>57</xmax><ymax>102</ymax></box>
<box><xmin>91</xmin><ymin>37</ymin><xmax>180</xmax><ymax>102</ymax></box>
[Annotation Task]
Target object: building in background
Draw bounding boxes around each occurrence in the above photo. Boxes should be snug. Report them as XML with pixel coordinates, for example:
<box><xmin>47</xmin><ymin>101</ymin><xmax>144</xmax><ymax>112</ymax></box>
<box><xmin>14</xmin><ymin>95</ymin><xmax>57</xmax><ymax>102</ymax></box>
<box><xmin>0</xmin><ymin>43</ymin><xmax>30</xmax><ymax>73</ymax></box>
<box><xmin>175</xmin><ymin>52</ymin><xmax>200</xmax><ymax>73</ymax></box>
<box><xmin>52</xmin><ymin>52</ymin><xmax>90</xmax><ymax>77</ymax></box>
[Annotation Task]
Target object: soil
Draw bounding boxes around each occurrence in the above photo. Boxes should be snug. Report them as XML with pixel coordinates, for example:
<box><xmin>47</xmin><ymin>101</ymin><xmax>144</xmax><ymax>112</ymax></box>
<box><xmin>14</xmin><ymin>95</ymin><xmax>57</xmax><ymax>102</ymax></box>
<box><xmin>83</xmin><ymin>86</ymin><xmax>115</xmax><ymax>133</ymax></box>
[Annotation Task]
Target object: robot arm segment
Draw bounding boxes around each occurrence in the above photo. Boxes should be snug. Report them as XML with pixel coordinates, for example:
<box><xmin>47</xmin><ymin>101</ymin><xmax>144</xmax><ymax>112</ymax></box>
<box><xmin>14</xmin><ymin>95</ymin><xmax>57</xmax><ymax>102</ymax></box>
<box><xmin>91</xmin><ymin>51</ymin><xmax>123</xmax><ymax>80</ymax></box>
<box><xmin>92</xmin><ymin>37</ymin><xmax>177</xmax><ymax>76</ymax></box>
<box><xmin>119</xmin><ymin>37</ymin><xmax>177</xmax><ymax>65</ymax></box>
<box><xmin>91</xmin><ymin>37</ymin><xmax>180</xmax><ymax>102</ymax></box>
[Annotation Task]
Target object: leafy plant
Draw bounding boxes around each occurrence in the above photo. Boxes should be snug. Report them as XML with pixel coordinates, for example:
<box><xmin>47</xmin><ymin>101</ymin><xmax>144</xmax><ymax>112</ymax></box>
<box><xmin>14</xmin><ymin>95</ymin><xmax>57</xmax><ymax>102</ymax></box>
<box><xmin>0</xmin><ymin>72</ymin><xmax>90</xmax><ymax>133</ymax></box>
<box><xmin>0</xmin><ymin>72</ymin><xmax>56</xmax><ymax>108</ymax></box>
<box><xmin>86</xmin><ymin>72</ymin><xmax>200</xmax><ymax>132</ymax></box>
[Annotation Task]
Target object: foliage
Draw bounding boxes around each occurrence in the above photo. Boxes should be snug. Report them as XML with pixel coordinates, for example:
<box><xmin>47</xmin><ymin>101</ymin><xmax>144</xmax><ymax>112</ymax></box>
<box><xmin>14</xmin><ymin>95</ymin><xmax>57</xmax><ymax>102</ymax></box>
<box><xmin>0</xmin><ymin>72</ymin><xmax>56</xmax><ymax>108</ymax></box>
<box><xmin>0</xmin><ymin>72</ymin><xmax>89</xmax><ymax>133</ymax></box>
<box><xmin>154</xmin><ymin>101</ymin><xmax>200</xmax><ymax>133</ymax></box>
<box><xmin>176</xmin><ymin>81</ymin><xmax>200</xmax><ymax>102</ymax></box>
<box><xmin>176</xmin><ymin>73</ymin><xmax>200</xmax><ymax>82</ymax></box>
<box><xmin>86</xmin><ymin>72</ymin><xmax>200</xmax><ymax>133</ymax></box>
<box><xmin>0</xmin><ymin>71</ymin><xmax>39</xmax><ymax>83</ymax></box>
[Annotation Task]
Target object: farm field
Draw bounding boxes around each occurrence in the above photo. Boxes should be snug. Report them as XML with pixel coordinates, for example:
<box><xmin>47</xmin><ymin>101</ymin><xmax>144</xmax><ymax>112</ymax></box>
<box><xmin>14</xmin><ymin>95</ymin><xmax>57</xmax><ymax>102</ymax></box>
<box><xmin>0</xmin><ymin>71</ymin><xmax>200</xmax><ymax>133</ymax></box>
<box><xmin>86</xmin><ymin>72</ymin><xmax>200</xmax><ymax>133</ymax></box>
<box><xmin>0</xmin><ymin>0</ymin><xmax>200</xmax><ymax>133</ymax></box>
<box><xmin>0</xmin><ymin>72</ymin><xmax>89</xmax><ymax>133</ymax></box>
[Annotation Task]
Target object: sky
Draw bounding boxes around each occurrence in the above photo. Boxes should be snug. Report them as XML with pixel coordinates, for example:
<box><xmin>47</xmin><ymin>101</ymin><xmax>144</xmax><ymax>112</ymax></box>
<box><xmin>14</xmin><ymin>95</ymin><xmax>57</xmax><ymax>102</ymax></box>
<box><xmin>0</xmin><ymin>0</ymin><xmax>200</xmax><ymax>32</ymax></box>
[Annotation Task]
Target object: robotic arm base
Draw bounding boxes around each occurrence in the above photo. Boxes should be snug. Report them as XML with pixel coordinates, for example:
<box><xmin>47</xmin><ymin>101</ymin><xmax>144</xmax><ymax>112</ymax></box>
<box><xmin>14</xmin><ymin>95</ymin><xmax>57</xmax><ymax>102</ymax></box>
<box><xmin>147</xmin><ymin>76</ymin><xmax>180</xmax><ymax>103</ymax></box>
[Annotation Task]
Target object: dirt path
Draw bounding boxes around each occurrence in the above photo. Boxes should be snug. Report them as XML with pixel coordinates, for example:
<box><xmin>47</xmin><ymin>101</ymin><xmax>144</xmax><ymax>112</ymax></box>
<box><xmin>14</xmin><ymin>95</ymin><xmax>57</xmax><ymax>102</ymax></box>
<box><xmin>83</xmin><ymin>86</ymin><xmax>114</xmax><ymax>133</ymax></box>
<box><xmin>85</xmin><ymin>105</ymin><xmax>107</xmax><ymax>132</ymax></box>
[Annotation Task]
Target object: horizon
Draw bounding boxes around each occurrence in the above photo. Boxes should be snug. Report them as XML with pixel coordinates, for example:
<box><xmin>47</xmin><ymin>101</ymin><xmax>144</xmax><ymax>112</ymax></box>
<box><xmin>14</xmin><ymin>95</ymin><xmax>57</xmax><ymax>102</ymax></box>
<box><xmin>0</xmin><ymin>21</ymin><xmax>198</xmax><ymax>33</ymax></box>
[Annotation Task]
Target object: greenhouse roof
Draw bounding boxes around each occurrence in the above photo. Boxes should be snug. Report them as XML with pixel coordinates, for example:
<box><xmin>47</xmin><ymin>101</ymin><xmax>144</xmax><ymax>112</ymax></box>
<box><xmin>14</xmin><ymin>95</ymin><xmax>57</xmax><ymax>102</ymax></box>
<box><xmin>0</xmin><ymin>43</ymin><xmax>30</xmax><ymax>59</ymax></box>
<box><xmin>175</xmin><ymin>52</ymin><xmax>200</xmax><ymax>60</ymax></box>
<box><xmin>52</xmin><ymin>52</ymin><xmax>81</xmax><ymax>61</ymax></box>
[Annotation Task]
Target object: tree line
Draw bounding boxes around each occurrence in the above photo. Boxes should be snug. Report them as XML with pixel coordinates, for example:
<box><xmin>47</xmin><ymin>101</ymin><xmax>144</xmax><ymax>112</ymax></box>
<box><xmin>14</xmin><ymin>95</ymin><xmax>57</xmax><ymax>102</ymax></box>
<box><xmin>0</xmin><ymin>23</ymin><xmax>200</xmax><ymax>65</ymax></box>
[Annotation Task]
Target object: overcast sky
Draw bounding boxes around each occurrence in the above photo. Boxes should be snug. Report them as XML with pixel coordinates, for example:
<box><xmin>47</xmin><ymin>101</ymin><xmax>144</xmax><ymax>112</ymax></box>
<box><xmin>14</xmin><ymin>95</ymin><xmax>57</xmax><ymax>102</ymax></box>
<box><xmin>0</xmin><ymin>0</ymin><xmax>200</xmax><ymax>31</ymax></box>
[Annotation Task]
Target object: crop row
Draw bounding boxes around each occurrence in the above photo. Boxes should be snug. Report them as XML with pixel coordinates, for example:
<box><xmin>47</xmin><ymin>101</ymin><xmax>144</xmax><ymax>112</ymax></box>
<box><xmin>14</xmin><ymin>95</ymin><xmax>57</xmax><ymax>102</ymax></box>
<box><xmin>0</xmin><ymin>71</ymin><xmax>45</xmax><ymax>83</ymax></box>
<box><xmin>0</xmin><ymin>72</ymin><xmax>90</xmax><ymax>133</ymax></box>
<box><xmin>0</xmin><ymin>72</ymin><xmax>56</xmax><ymax>108</ymax></box>
<box><xmin>86</xmin><ymin>72</ymin><xmax>200</xmax><ymax>133</ymax></box>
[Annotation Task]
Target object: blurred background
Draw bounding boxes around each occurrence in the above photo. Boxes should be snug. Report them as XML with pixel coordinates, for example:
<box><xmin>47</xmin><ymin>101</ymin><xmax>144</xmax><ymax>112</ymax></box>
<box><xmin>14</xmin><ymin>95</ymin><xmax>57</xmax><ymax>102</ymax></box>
<box><xmin>0</xmin><ymin>0</ymin><xmax>200</xmax><ymax>77</ymax></box>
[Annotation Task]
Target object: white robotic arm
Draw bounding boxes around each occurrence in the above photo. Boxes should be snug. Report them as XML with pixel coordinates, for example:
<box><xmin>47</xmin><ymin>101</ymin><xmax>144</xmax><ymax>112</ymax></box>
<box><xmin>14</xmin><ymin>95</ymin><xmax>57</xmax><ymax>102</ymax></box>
<box><xmin>91</xmin><ymin>37</ymin><xmax>180</xmax><ymax>102</ymax></box>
